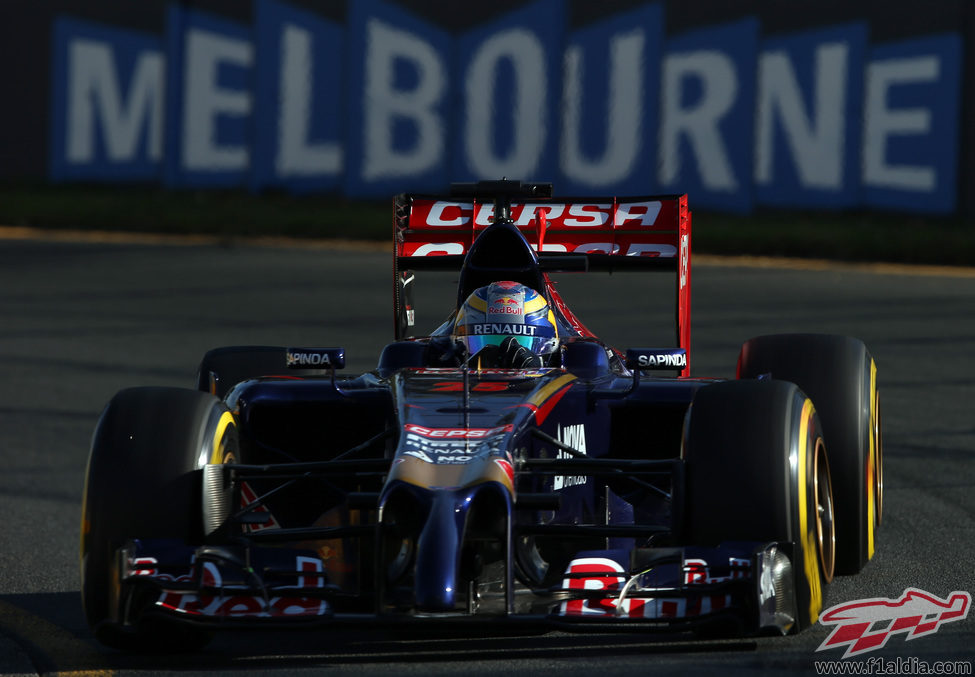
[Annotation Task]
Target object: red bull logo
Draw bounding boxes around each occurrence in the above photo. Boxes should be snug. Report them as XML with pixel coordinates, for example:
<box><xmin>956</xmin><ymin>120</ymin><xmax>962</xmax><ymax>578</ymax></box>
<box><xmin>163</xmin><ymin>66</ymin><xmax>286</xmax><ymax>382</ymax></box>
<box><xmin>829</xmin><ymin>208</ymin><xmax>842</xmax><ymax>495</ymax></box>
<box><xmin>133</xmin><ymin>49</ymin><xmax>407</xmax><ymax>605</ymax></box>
<box><xmin>817</xmin><ymin>588</ymin><xmax>971</xmax><ymax>658</ymax></box>
<box><xmin>488</xmin><ymin>291</ymin><xmax>524</xmax><ymax>317</ymax></box>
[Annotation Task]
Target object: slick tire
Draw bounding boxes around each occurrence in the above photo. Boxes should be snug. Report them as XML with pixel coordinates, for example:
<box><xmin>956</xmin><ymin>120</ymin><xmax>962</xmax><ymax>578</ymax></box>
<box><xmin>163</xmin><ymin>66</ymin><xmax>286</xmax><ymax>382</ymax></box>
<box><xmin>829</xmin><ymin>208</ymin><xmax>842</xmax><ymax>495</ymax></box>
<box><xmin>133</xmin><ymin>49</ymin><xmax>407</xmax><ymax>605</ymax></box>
<box><xmin>81</xmin><ymin>387</ymin><xmax>238</xmax><ymax>651</ymax></box>
<box><xmin>196</xmin><ymin>345</ymin><xmax>329</xmax><ymax>399</ymax></box>
<box><xmin>682</xmin><ymin>380</ymin><xmax>835</xmax><ymax>631</ymax></box>
<box><xmin>737</xmin><ymin>334</ymin><xmax>882</xmax><ymax>575</ymax></box>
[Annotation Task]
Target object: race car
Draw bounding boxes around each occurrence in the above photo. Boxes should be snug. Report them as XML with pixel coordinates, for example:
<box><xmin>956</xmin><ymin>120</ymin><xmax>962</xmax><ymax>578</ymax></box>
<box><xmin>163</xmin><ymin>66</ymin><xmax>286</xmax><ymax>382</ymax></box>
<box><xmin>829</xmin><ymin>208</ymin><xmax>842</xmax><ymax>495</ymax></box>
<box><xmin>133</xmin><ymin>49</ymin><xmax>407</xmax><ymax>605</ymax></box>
<box><xmin>80</xmin><ymin>180</ymin><xmax>883</xmax><ymax>651</ymax></box>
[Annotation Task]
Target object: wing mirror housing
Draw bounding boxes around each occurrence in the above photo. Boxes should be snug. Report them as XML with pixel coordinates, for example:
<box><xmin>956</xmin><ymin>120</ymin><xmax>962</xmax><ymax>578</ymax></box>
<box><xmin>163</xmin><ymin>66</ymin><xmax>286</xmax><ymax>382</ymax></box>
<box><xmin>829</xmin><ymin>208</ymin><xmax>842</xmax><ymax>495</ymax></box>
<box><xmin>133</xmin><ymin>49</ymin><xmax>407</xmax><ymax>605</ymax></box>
<box><xmin>625</xmin><ymin>348</ymin><xmax>687</xmax><ymax>372</ymax></box>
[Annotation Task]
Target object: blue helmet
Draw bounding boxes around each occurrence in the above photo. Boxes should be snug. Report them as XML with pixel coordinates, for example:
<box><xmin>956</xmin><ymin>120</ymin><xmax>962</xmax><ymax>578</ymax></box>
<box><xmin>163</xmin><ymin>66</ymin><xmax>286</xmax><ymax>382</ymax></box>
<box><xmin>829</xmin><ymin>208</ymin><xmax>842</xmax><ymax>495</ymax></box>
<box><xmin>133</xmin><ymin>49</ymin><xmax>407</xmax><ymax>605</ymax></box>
<box><xmin>454</xmin><ymin>281</ymin><xmax>559</xmax><ymax>359</ymax></box>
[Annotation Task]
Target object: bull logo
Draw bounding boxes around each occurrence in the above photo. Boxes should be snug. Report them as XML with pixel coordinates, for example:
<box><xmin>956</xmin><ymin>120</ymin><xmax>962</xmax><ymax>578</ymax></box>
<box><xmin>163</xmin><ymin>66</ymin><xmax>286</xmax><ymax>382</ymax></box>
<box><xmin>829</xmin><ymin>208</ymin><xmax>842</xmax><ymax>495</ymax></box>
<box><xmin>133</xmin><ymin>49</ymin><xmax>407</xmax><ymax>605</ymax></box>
<box><xmin>817</xmin><ymin>588</ymin><xmax>970</xmax><ymax>658</ymax></box>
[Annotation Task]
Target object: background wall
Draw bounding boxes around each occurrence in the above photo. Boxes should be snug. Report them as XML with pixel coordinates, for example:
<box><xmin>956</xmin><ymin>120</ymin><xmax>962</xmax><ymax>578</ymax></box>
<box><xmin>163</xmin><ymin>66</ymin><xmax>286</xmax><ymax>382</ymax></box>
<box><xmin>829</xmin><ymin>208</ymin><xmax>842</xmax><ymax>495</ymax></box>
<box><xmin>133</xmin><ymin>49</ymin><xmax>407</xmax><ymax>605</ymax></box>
<box><xmin>1</xmin><ymin>0</ymin><xmax>972</xmax><ymax>216</ymax></box>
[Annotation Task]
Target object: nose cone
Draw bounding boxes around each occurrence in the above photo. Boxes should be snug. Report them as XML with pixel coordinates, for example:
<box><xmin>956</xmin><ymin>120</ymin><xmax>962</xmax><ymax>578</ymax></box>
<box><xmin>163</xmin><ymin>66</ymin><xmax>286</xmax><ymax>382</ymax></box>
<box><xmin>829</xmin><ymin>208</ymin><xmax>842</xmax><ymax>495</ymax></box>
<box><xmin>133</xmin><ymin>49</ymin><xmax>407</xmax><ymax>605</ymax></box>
<box><xmin>407</xmin><ymin>481</ymin><xmax>512</xmax><ymax>613</ymax></box>
<box><xmin>414</xmin><ymin>491</ymin><xmax>465</xmax><ymax>612</ymax></box>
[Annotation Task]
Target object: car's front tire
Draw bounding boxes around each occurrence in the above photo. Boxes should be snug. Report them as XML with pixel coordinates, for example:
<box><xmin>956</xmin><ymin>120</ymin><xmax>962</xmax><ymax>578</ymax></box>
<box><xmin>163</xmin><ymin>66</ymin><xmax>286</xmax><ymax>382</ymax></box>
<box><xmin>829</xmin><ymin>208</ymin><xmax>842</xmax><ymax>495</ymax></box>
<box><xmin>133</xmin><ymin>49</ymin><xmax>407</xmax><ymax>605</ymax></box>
<box><xmin>81</xmin><ymin>387</ymin><xmax>236</xmax><ymax>651</ymax></box>
<box><xmin>737</xmin><ymin>333</ymin><xmax>882</xmax><ymax>575</ymax></box>
<box><xmin>681</xmin><ymin>379</ymin><xmax>834</xmax><ymax>632</ymax></box>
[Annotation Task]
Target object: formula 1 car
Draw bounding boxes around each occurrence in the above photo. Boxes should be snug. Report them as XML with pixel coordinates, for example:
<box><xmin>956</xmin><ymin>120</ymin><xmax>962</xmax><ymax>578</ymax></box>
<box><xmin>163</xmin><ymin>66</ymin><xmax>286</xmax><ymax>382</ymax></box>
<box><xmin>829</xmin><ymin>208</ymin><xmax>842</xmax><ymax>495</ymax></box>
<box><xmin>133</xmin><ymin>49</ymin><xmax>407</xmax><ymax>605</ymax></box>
<box><xmin>81</xmin><ymin>181</ymin><xmax>883</xmax><ymax>651</ymax></box>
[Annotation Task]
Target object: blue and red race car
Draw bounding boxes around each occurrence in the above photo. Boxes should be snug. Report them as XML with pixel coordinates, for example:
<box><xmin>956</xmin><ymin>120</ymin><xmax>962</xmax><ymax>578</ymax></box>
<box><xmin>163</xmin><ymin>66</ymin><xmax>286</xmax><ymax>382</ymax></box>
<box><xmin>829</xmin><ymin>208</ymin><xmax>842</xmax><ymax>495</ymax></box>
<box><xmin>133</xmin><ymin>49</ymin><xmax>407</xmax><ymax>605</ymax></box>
<box><xmin>81</xmin><ymin>180</ymin><xmax>882</xmax><ymax>650</ymax></box>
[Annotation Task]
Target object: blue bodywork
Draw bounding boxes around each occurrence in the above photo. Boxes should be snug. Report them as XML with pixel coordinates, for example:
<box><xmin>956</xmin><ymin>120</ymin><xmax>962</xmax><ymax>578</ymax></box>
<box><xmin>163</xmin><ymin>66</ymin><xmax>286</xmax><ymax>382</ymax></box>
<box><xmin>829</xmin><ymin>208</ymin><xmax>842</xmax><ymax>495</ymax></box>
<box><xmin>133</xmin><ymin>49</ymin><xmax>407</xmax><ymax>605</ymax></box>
<box><xmin>114</xmin><ymin>184</ymin><xmax>799</xmax><ymax>637</ymax></box>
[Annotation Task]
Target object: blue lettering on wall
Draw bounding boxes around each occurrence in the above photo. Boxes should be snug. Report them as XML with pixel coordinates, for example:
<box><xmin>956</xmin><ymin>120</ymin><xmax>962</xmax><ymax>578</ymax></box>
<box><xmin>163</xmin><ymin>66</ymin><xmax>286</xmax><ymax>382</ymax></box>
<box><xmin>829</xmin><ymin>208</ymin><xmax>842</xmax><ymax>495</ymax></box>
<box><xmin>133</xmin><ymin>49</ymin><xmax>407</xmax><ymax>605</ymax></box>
<box><xmin>755</xmin><ymin>23</ymin><xmax>868</xmax><ymax>209</ymax></box>
<box><xmin>658</xmin><ymin>18</ymin><xmax>759</xmax><ymax>214</ymax></box>
<box><xmin>344</xmin><ymin>0</ymin><xmax>451</xmax><ymax>198</ymax></box>
<box><xmin>164</xmin><ymin>6</ymin><xmax>253</xmax><ymax>188</ymax></box>
<box><xmin>451</xmin><ymin>0</ymin><xmax>563</xmax><ymax>187</ymax></box>
<box><xmin>558</xmin><ymin>4</ymin><xmax>663</xmax><ymax>196</ymax></box>
<box><xmin>862</xmin><ymin>34</ymin><xmax>962</xmax><ymax>213</ymax></box>
<box><xmin>49</xmin><ymin>17</ymin><xmax>163</xmax><ymax>182</ymax></box>
<box><xmin>252</xmin><ymin>0</ymin><xmax>344</xmax><ymax>193</ymax></box>
<box><xmin>47</xmin><ymin>1</ymin><xmax>965</xmax><ymax>215</ymax></box>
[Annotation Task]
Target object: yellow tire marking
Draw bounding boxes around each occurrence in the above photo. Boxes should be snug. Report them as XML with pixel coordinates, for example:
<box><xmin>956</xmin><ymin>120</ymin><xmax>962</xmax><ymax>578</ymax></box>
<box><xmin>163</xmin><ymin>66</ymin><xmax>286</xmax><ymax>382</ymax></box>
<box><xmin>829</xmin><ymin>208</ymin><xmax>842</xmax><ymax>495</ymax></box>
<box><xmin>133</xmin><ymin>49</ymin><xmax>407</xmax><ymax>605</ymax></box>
<box><xmin>209</xmin><ymin>410</ymin><xmax>236</xmax><ymax>465</ymax></box>
<box><xmin>798</xmin><ymin>397</ymin><xmax>823</xmax><ymax>625</ymax></box>
<box><xmin>867</xmin><ymin>358</ymin><xmax>878</xmax><ymax>558</ymax></box>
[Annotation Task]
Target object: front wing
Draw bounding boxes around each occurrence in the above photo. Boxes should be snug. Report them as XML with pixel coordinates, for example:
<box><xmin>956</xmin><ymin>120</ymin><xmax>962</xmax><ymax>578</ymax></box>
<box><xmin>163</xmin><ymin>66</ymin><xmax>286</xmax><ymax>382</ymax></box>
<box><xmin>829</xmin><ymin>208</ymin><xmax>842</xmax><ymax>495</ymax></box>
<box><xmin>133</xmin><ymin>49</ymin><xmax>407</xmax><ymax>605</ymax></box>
<box><xmin>116</xmin><ymin>538</ymin><xmax>799</xmax><ymax>635</ymax></box>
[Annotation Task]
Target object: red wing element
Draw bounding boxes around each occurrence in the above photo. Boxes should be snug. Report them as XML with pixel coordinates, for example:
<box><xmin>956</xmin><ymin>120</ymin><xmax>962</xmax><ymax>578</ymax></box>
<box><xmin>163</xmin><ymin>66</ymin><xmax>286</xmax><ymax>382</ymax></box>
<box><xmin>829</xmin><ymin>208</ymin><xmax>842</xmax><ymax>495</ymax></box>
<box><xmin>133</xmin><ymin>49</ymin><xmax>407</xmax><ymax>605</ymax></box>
<box><xmin>393</xmin><ymin>192</ymin><xmax>692</xmax><ymax>377</ymax></box>
<box><xmin>399</xmin><ymin>196</ymin><xmax>686</xmax><ymax>259</ymax></box>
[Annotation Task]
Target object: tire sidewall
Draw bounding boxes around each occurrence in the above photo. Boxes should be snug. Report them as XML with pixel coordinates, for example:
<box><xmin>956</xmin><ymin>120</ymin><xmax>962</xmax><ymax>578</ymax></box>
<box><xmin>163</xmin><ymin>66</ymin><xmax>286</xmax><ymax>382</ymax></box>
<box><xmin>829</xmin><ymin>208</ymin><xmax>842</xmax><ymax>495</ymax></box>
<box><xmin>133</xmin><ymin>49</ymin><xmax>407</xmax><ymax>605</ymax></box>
<box><xmin>737</xmin><ymin>333</ymin><xmax>878</xmax><ymax>575</ymax></box>
<box><xmin>682</xmin><ymin>380</ymin><xmax>829</xmax><ymax>631</ymax></box>
<box><xmin>81</xmin><ymin>387</ymin><xmax>236</xmax><ymax>645</ymax></box>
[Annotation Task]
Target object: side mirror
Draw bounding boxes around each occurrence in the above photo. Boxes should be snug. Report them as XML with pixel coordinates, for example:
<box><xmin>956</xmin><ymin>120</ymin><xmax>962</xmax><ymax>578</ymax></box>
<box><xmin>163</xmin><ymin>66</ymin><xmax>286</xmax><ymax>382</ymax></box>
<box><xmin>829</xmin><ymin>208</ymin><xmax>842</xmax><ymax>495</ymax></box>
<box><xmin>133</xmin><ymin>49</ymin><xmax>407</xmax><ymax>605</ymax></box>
<box><xmin>286</xmin><ymin>347</ymin><xmax>346</xmax><ymax>369</ymax></box>
<box><xmin>286</xmin><ymin>347</ymin><xmax>346</xmax><ymax>388</ymax></box>
<box><xmin>592</xmin><ymin>348</ymin><xmax>688</xmax><ymax>403</ymax></box>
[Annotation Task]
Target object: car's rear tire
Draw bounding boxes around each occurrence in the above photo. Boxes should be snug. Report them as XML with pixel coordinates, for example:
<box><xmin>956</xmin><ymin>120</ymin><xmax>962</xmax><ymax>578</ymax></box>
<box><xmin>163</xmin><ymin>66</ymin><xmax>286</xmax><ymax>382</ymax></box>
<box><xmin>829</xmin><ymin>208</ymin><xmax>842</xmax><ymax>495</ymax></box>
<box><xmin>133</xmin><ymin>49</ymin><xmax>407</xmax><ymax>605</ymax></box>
<box><xmin>737</xmin><ymin>334</ymin><xmax>881</xmax><ymax>575</ymax></box>
<box><xmin>81</xmin><ymin>387</ymin><xmax>237</xmax><ymax>651</ymax></box>
<box><xmin>682</xmin><ymin>379</ymin><xmax>834</xmax><ymax>631</ymax></box>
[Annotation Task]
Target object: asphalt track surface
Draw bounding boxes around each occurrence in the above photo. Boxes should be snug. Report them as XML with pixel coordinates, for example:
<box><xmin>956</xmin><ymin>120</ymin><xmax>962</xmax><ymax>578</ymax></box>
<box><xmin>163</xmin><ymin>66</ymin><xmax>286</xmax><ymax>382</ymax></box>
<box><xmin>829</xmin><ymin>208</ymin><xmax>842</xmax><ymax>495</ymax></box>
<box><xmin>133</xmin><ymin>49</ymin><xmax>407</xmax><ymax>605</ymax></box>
<box><xmin>0</xmin><ymin>234</ymin><xmax>973</xmax><ymax>676</ymax></box>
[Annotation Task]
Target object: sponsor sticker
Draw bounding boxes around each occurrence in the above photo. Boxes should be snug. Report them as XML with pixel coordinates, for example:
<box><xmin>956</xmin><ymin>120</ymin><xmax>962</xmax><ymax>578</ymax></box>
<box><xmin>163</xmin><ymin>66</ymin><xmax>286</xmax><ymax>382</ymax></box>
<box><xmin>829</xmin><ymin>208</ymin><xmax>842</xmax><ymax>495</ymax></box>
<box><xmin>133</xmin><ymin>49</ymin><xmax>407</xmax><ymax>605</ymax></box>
<box><xmin>466</xmin><ymin>323</ymin><xmax>551</xmax><ymax>337</ymax></box>
<box><xmin>286</xmin><ymin>347</ymin><xmax>345</xmax><ymax>369</ymax></box>
<box><xmin>400</xmin><ymin>424</ymin><xmax>511</xmax><ymax>464</ymax></box>
<box><xmin>625</xmin><ymin>348</ymin><xmax>687</xmax><ymax>370</ymax></box>
<box><xmin>138</xmin><ymin>555</ymin><xmax>329</xmax><ymax>619</ymax></box>
<box><xmin>553</xmin><ymin>423</ymin><xmax>587</xmax><ymax>490</ymax></box>
<box><xmin>558</xmin><ymin>556</ymin><xmax>732</xmax><ymax>619</ymax></box>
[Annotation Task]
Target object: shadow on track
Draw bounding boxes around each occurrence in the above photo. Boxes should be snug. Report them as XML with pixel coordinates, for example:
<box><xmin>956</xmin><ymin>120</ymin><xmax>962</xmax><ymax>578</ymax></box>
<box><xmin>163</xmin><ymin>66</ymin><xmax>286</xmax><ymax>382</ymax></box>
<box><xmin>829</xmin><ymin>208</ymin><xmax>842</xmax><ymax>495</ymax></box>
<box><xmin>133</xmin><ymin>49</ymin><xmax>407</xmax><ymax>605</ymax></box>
<box><xmin>0</xmin><ymin>591</ymin><xmax>759</xmax><ymax>674</ymax></box>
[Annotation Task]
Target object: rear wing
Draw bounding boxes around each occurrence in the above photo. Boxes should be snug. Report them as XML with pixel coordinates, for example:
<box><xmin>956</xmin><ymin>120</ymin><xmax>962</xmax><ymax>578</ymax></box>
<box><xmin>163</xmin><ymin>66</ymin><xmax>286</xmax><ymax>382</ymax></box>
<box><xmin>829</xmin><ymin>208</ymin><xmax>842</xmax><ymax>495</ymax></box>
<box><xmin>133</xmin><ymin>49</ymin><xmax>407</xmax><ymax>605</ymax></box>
<box><xmin>392</xmin><ymin>186</ymin><xmax>692</xmax><ymax>375</ymax></box>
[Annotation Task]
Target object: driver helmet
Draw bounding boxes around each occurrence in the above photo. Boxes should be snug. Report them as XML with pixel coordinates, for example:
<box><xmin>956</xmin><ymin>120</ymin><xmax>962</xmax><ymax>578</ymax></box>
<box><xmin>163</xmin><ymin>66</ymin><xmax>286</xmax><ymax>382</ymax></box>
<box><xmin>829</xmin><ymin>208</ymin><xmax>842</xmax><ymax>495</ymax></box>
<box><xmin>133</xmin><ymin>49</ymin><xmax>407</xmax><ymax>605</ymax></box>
<box><xmin>453</xmin><ymin>281</ymin><xmax>559</xmax><ymax>359</ymax></box>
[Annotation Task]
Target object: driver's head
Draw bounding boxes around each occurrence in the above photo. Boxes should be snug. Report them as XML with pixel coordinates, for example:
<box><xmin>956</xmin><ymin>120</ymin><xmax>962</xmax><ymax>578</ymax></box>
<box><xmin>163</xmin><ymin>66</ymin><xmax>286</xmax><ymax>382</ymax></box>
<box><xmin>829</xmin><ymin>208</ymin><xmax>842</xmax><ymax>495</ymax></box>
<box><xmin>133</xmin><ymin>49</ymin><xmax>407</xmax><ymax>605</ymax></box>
<box><xmin>454</xmin><ymin>281</ymin><xmax>558</xmax><ymax>362</ymax></box>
